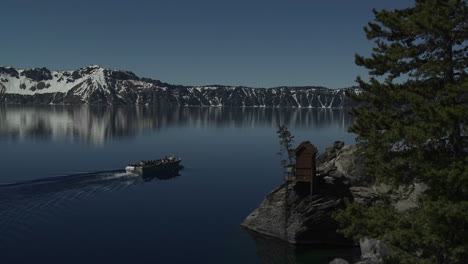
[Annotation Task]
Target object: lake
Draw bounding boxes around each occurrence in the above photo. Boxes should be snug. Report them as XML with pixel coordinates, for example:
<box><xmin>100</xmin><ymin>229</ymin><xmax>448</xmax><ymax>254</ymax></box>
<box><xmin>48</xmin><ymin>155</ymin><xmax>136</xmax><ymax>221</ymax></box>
<box><xmin>0</xmin><ymin>105</ymin><xmax>358</xmax><ymax>264</ymax></box>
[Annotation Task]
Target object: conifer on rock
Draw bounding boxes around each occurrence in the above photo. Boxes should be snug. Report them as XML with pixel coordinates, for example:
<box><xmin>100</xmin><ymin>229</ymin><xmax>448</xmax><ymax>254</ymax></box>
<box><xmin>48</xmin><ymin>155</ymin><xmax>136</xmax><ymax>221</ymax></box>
<box><xmin>335</xmin><ymin>1</ymin><xmax>468</xmax><ymax>263</ymax></box>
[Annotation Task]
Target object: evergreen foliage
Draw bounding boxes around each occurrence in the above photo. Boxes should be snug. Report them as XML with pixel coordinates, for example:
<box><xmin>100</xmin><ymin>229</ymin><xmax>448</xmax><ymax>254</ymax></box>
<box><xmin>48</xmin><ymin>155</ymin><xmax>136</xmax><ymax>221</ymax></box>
<box><xmin>276</xmin><ymin>124</ymin><xmax>295</xmax><ymax>165</ymax></box>
<box><xmin>334</xmin><ymin>1</ymin><xmax>468</xmax><ymax>263</ymax></box>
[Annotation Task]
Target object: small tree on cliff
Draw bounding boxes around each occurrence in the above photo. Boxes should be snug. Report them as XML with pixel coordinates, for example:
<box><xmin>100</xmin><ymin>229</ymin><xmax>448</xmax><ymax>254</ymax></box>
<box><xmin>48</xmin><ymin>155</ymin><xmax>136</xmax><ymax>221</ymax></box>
<box><xmin>277</xmin><ymin>124</ymin><xmax>295</xmax><ymax>165</ymax></box>
<box><xmin>334</xmin><ymin>1</ymin><xmax>468</xmax><ymax>264</ymax></box>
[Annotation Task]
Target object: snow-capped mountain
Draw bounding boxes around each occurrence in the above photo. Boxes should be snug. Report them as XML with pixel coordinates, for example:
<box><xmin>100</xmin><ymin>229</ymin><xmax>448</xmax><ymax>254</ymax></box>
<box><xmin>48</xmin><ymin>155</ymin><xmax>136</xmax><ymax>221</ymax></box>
<box><xmin>0</xmin><ymin>65</ymin><xmax>360</xmax><ymax>108</ymax></box>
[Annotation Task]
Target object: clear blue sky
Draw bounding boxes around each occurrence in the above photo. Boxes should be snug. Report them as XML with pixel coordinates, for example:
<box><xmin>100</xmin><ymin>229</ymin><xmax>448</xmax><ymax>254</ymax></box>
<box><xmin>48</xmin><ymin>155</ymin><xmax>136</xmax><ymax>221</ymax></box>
<box><xmin>1</xmin><ymin>0</ymin><xmax>412</xmax><ymax>88</ymax></box>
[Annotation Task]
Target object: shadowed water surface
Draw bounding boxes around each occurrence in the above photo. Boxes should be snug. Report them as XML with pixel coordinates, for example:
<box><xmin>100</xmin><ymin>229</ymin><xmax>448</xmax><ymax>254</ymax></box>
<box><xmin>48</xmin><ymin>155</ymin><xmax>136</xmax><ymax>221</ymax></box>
<box><xmin>0</xmin><ymin>105</ymin><xmax>357</xmax><ymax>264</ymax></box>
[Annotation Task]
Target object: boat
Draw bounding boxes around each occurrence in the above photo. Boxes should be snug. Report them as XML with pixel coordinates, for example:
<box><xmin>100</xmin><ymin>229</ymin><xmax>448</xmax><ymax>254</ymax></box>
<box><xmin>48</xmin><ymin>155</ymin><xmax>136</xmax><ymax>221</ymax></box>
<box><xmin>125</xmin><ymin>156</ymin><xmax>182</xmax><ymax>176</ymax></box>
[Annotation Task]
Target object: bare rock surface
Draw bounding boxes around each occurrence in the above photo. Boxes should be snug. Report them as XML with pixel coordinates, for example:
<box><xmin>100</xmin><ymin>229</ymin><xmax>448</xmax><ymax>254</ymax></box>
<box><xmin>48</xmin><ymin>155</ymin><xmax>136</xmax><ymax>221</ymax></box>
<box><xmin>241</xmin><ymin>180</ymin><xmax>351</xmax><ymax>245</ymax></box>
<box><xmin>241</xmin><ymin>141</ymin><xmax>427</xmax><ymax>249</ymax></box>
<box><xmin>241</xmin><ymin>141</ymin><xmax>358</xmax><ymax>245</ymax></box>
<box><xmin>330</xmin><ymin>258</ymin><xmax>350</xmax><ymax>264</ymax></box>
<box><xmin>355</xmin><ymin>238</ymin><xmax>392</xmax><ymax>264</ymax></box>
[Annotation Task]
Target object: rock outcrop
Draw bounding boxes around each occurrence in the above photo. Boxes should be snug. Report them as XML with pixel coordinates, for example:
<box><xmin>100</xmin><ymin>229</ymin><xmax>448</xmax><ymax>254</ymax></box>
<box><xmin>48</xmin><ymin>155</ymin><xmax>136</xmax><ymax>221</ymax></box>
<box><xmin>330</xmin><ymin>258</ymin><xmax>350</xmax><ymax>264</ymax></box>
<box><xmin>241</xmin><ymin>141</ymin><xmax>360</xmax><ymax>245</ymax></box>
<box><xmin>241</xmin><ymin>180</ymin><xmax>352</xmax><ymax>245</ymax></box>
<box><xmin>354</xmin><ymin>238</ymin><xmax>392</xmax><ymax>264</ymax></box>
<box><xmin>242</xmin><ymin>140</ymin><xmax>427</xmax><ymax>253</ymax></box>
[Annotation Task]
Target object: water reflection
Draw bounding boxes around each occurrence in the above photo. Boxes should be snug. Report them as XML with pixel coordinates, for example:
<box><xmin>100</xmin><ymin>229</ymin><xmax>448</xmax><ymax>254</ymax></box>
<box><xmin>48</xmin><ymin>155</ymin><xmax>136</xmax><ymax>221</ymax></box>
<box><xmin>0</xmin><ymin>104</ymin><xmax>356</xmax><ymax>263</ymax></box>
<box><xmin>0</xmin><ymin>105</ymin><xmax>353</xmax><ymax>145</ymax></box>
<box><xmin>245</xmin><ymin>230</ymin><xmax>360</xmax><ymax>264</ymax></box>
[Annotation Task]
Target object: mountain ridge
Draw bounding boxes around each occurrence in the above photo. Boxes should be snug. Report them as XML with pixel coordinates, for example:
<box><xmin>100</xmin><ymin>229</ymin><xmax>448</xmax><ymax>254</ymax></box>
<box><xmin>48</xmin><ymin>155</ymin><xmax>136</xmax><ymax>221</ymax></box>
<box><xmin>0</xmin><ymin>65</ymin><xmax>360</xmax><ymax>108</ymax></box>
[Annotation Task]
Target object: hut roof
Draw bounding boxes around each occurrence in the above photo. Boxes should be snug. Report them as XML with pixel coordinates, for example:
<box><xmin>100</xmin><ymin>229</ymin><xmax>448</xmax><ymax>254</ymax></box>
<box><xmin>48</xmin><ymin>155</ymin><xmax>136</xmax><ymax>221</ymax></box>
<box><xmin>293</xmin><ymin>141</ymin><xmax>318</xmax><ymax>154</ymax></box>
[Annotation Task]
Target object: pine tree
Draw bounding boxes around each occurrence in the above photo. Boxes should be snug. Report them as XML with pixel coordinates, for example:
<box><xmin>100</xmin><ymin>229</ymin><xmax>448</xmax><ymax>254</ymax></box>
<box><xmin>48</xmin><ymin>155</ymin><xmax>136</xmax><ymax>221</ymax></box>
<box><xmin>276</xmin><ymin>124</ymin><xmax>295</xmax><ymax>165</ymax></box>
<box><xmin>334</xmin><ymin>1</ymin><xmax>468</xmax><ymax>263</ymax></box>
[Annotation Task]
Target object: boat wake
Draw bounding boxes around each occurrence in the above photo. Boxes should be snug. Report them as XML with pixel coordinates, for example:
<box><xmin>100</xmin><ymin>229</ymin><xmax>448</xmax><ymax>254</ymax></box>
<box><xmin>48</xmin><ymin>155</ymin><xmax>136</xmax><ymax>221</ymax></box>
<box><xmin>0</xmin><ymin>169</ymin><xmax>179</xmax><ymax>246</ymax></box>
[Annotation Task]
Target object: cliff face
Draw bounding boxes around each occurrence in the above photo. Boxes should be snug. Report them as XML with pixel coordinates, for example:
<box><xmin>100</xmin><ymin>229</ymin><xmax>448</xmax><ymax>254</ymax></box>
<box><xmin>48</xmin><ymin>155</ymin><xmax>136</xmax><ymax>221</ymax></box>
<box><xmin>241</xmin><ymin>181</ymin><xmax>350</xmax><ymax>245</ymax></box>
<box><xmin>241</xmin><ymin>142</ymin><xmax>363</xmax><ymax>245</ymax></box>
<box><xmin>0</xmin><ymin>65</ymin><xmax>360</xmax><ymax>107</ymax></box>
<box><xmin>241</xmin><ymin>141</ymin><xmax>426</xmax><ymax>247</ymax></box>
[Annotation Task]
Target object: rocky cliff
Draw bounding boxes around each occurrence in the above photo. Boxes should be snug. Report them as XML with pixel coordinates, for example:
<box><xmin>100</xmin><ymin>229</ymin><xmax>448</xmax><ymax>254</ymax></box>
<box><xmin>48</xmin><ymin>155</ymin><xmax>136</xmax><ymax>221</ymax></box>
<box><xmin>241</xmin><ymin>141</ymin><xmax>426</xmax><ymax>248</ymax></box>
<box><xmin>0</xmin><ymin>65</ymin><xmax>360</xmax><ymax>107</ymax></box>
<box><xmin>241</xmin><ymin>142</ymin><xmax>364</xmax><ymax>245</ymax></box>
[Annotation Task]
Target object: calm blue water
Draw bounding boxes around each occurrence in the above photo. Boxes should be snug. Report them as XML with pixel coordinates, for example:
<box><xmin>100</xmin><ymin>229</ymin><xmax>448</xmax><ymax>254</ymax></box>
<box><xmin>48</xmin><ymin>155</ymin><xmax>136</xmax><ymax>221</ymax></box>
<box><xmin>0</xmin><ymin>105</ymin><xmax>357</xmax><ymax>264</ymax></box>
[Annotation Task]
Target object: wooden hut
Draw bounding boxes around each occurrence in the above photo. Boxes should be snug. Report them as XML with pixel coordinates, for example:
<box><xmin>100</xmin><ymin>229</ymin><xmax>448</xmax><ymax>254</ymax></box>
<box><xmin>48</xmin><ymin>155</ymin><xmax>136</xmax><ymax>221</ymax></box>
<box><xmin>284</xmin><ymin>141</ymin><xmax>318</xmax><ymax>194</ymax></box>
